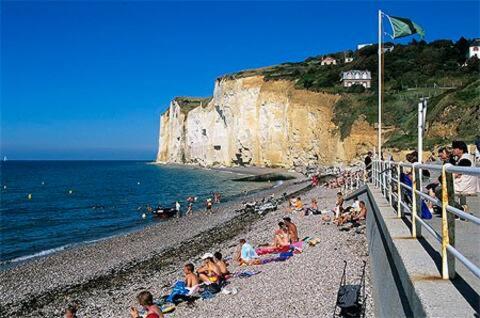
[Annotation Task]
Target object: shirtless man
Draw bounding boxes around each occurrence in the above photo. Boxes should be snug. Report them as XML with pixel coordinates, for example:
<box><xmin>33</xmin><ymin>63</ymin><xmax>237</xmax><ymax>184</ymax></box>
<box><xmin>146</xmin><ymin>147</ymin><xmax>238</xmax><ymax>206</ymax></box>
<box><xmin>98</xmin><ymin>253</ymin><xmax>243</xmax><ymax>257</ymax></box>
<box><xmin>183</xmin><ymin>263</ymin><xmax>199</xmax><ymax>289</ymax></box>
<box><xmin>283</xmin><ymin>217</ymin><xmax>299</xmax><ymax>243</ymax></box>
<box><xmin>197</xmin><ymin>253</ymin><xmax>222</xmax><ymax>284</ymax></box>
<box><xmin>352</xmin><ymin>201</ymin><xmax>367</xmax><ymax>222</ymax></box>
<box><xmin>213</xmin><ymin>252</ymin><xmax>230</xmax><ymax>279</ymax></box>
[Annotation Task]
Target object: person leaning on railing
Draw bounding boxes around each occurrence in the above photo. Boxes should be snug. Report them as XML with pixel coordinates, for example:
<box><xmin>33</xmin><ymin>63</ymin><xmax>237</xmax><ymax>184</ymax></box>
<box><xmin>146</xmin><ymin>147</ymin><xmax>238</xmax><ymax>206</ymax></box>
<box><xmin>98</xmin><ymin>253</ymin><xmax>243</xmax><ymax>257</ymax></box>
<box><xmin>364</xmin><ymin>151</ymin><xmax>373</xmax><ymax>182</ymax></box>
<box><xmin>451</xmin><ymin>140</ymin><xmax>480</xmax><ymax>214</ymax></box>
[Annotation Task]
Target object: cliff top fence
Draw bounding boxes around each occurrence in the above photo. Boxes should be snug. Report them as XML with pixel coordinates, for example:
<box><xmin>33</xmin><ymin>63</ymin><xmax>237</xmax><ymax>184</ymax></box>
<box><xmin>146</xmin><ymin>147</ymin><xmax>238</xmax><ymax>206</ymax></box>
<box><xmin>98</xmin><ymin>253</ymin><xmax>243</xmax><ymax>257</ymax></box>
<box><xmin>370</xmin><ymin>159</ymin><xmax>480</xmax><ymax>283</ymax></box>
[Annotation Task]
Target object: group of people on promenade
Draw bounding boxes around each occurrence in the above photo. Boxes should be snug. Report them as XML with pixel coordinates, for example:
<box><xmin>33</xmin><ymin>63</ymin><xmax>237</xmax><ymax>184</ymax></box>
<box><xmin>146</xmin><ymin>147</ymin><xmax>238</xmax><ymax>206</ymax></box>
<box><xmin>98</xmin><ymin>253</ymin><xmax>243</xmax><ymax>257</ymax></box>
<box><xmin>383</xmin><ymin>140</ymin><xmax>479</xmax><ymax>218</ymax></box>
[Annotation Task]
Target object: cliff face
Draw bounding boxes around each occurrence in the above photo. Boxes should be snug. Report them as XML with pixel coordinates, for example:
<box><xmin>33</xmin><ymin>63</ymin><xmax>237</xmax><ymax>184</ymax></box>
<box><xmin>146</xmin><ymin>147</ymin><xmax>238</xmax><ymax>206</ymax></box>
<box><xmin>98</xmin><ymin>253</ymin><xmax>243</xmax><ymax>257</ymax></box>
<box><xmin>157</xmin><ymin>76</ymin><xmax>377</xmax><ymax>168</ymax></box>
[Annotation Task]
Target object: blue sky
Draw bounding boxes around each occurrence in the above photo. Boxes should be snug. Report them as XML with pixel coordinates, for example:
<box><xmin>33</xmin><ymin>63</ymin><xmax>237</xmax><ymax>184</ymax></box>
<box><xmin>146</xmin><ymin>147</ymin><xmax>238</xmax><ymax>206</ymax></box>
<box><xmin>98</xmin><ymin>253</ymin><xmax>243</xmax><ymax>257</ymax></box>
<box><xmin>1</xmin><ymin>1</ymin><xmax>479</xmax><ymax>160</ymax></box>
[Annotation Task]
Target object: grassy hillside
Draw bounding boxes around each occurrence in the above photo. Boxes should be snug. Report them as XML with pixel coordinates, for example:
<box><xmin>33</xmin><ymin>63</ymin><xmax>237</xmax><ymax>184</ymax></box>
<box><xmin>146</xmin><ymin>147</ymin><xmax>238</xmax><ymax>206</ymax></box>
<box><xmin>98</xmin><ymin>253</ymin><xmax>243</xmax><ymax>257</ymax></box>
<box><xmin>222</xmin><ymin>38</ymin><xmax>480</xmax><ymax>149</ymax></box>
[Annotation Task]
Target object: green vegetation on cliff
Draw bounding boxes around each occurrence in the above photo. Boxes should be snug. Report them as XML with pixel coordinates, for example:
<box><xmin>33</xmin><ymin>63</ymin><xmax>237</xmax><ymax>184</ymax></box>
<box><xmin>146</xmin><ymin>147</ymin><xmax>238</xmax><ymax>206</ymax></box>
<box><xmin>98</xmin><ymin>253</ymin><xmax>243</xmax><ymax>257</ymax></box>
<box><xmin>222</xmin><ymin>38</ymin><xmax>480</xmax><ymax>149</ymax></box>
<box><xmin>174</xmin><ymin>97</ymin><xmax>212</xmax><ymax>114</ymax></box>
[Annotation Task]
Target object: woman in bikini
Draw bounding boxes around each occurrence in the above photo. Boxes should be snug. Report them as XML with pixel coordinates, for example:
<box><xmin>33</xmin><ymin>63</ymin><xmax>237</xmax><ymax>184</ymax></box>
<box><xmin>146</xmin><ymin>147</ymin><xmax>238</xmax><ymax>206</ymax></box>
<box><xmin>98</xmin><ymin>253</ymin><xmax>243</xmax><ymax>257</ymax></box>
<box><xmin>272</xmin><ymin>222</ymin><xmax>290</xmax><ymax>247</ymax></box>
<box><xmin>197</xmin><ymin>254</ymin><xmax>222</xmax><ymax>284</ymax></box>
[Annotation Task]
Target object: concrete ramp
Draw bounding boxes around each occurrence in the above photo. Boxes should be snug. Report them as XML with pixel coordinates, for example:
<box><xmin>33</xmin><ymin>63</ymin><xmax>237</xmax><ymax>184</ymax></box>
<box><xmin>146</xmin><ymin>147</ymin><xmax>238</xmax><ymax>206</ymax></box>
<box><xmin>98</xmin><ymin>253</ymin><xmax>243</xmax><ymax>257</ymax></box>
<box><xmin>346</xmin><ymin>185</ymin><xmax>478</xmax><ymax>317</ymax></box>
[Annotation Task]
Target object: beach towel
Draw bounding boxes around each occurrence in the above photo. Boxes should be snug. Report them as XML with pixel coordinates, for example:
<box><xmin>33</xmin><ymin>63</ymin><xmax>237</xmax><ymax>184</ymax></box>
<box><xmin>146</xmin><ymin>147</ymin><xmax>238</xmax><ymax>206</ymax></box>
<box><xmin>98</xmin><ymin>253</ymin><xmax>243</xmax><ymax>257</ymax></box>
<box><xmin>165</xmin><ymin>281</ymin><xmax>189</xmax><ymax>303</ymax></box>
<box><xmin>255</xmin><ymin>245</ymin><xmax>290</xmax><ymax>255</ymax></box>
<box><xmin>400</xmin><ymin>173</ymin><xmax>432</xmax><ymax>219</ymax></box>
<box><xmin>291</xmin><ymin>241</ymin><xmax>304</xmax><ymax>253</ymax></box>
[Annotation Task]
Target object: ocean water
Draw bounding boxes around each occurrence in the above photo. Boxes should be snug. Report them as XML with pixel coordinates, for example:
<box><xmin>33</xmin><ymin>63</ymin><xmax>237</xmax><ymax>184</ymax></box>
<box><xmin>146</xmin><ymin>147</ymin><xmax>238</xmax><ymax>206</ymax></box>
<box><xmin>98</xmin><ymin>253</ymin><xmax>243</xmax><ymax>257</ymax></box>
<box><xmin>0</xmin><ymin>161</ymin><xmax>265</xmax><ymax>265</ymax></box>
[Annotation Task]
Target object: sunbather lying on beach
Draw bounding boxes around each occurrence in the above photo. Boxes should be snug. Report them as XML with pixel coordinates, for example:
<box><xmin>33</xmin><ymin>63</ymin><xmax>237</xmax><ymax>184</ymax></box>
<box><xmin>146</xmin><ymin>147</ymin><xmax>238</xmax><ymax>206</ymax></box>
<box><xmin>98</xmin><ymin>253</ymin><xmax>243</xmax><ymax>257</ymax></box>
<box><xmin>214</xmin><ymin>252</ymin><xmax>230</xmax><ymax>279</ymax></box>
<box><xmin>283</xmin><ymin>217</ymin><xmax>299</xmax><ymax>243</ymax></box>
<box><xmin>197</xmin><ymin>253</ymin><xmax>222</xmax><ymax>285</ymax></box>
<box><xmin>130</xmin><ymin>291</ymin><xmax>164</xmax><ymax>318</ymax></box>
<box><xmin>273</xmin><ymin>222</ymin><xmax>290</xmax><ymax>247</ymax></box>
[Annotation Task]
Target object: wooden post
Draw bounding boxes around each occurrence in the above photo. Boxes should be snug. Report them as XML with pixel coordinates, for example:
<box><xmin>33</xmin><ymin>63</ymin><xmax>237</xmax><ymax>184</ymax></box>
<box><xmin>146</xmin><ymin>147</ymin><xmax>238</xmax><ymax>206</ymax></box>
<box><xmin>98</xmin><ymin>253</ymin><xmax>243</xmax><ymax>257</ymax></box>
<box><xmin>445</xmin><ymin>167</ymin><xmax>456</xmax><ymax>279</ymax></box>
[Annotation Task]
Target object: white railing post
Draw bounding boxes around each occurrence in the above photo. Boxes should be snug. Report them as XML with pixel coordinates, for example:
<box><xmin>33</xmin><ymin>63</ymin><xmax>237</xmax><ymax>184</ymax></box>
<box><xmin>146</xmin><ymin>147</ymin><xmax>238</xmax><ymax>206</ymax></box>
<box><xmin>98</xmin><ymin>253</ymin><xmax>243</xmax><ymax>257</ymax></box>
<box><xmin>411</xmin><ymin>164</ymin><xmax>418</xmax><ymax>238</ymax></box>
<box><xmin>397</xmin><ymin>163</ymin><xmax>403</xmax><ymax>218</ymax></box>
<box><xmin>382</xmin><ymin>161</ymin><xmax>387</xmax><ymax>196</ymax></box>
<box><xmin>388</xmin><ymin>160</ymin><xmax>393</xmax><ymax>206</ymax></box>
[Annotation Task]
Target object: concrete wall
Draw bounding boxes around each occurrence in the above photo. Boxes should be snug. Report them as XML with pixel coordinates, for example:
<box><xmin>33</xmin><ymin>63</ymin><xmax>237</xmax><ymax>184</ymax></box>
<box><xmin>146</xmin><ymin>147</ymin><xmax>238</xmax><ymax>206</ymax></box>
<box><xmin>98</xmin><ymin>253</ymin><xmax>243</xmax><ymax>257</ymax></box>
<box><xmin>346</xmin><ymin>185</ymin><xmax>477</xmax><ymax>317</ymax></box>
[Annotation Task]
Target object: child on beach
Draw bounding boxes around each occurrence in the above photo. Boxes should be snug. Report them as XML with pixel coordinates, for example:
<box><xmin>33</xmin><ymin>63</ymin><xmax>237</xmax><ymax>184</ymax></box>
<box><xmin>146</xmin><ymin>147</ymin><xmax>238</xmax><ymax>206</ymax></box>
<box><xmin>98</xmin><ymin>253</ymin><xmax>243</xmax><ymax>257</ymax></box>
<box><xmin>130</xmin><ymin>291</ymin><xmax>163</xmax><ymax>318</ymax></box>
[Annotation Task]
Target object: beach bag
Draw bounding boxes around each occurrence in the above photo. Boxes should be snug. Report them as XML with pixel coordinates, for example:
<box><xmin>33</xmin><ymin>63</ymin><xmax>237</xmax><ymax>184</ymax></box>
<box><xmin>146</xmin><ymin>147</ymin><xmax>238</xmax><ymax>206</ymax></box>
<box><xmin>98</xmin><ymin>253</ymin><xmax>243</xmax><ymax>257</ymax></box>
<box><xmin>337</xmin><ymin>284</ymin><xmax>362</xmax><ymax>316</ymax></box>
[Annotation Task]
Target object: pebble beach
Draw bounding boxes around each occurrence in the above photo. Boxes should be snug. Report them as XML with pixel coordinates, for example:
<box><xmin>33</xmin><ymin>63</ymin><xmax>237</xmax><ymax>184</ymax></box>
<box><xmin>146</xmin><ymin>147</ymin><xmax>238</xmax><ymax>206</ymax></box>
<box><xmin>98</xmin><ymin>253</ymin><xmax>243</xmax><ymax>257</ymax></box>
<box><xmin>0</xmin><ymin>174</ymin><xmax>374</xmax><ymax>317</ymax></box>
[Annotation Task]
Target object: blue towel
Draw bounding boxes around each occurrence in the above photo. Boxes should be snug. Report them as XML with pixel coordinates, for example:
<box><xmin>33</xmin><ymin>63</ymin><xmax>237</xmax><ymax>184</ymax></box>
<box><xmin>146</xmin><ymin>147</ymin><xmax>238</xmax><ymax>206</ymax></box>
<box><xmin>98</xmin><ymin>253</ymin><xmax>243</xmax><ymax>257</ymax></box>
<box><xmin>166</xmin><ymin>281</ymin><xmax>189</xmax><ymax>303</ymax></box>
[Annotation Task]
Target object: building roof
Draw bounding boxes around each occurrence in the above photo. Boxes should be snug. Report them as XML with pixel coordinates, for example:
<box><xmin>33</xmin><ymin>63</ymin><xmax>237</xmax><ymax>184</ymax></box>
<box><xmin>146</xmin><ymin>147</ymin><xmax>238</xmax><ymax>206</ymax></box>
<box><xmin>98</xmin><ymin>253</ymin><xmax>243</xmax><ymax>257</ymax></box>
<box><xmin>340</xmin><ymin>70</ymin><xmax>372</xmax><ymax>81</ymax></box>
<box><xmin>322</xmin><ymin>56</ymin><xmax>336</xmax><ymax>61</ymax></box>
<box><xmin>471</xmin><ymin>39</ymin><xmax>480</xmax><ymax>47</ymax></box>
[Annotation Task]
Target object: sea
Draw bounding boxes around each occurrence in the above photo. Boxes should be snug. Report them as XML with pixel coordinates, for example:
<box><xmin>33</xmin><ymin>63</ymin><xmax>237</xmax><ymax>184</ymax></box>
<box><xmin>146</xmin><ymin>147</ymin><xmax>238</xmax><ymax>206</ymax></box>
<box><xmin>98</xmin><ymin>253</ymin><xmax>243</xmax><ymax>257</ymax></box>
<box><xmin>0</xmin><ymin>161</ymin><xmax>265</xmax><ymax>267</ymax></box>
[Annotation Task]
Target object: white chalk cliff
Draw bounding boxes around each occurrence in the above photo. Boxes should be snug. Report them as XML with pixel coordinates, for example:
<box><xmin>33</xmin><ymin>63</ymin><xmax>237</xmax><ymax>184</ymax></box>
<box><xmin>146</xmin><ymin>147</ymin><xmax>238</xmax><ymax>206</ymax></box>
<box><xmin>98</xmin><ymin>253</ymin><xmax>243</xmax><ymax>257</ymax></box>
<box><xmin>157</xmin><ymin>75</ymin><xmax>376</xmax><ymax>168</ymax></box>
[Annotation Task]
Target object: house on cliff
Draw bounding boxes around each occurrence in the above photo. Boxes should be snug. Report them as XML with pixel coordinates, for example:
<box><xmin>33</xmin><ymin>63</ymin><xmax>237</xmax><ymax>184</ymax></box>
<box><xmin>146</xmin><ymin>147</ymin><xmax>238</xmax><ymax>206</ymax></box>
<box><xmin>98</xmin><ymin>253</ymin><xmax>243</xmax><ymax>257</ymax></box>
<box><xmin>340</xmin><ymin>70</ymin><xmax>372</xmax><ymax>88</ymax></box>
<box><xmin>469</xmin><ymin>39</ymin><xmax>480</xmax><ymax>58</ymax></box>
<box><xmin>321</xmin><ymin>56</ymin><xmax>337</xmax><ymax>65</ymax></box>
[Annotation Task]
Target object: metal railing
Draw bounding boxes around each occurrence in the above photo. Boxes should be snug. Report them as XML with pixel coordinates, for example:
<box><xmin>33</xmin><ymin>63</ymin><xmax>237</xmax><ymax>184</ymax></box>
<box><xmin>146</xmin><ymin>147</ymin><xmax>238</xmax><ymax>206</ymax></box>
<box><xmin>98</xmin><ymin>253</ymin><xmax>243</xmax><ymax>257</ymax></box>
<box><xmin>370</xmin><ymin>159</ymin><xmax>480</xmax><ymax>280</ymax></box>
<box><xmin>340</xmin><ymin>168</ymin><xmax>368</xmax><ymax>194</ymax></box>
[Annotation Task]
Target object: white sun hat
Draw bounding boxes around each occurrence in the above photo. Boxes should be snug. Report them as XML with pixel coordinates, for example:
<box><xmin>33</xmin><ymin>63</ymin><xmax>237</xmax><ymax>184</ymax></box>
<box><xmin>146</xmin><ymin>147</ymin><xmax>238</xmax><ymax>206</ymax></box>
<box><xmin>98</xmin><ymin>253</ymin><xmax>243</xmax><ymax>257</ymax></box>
<box><xmin>201</xmin><ymin>252</ymin><xmax>214</xmax><ymax>260</ymax></box>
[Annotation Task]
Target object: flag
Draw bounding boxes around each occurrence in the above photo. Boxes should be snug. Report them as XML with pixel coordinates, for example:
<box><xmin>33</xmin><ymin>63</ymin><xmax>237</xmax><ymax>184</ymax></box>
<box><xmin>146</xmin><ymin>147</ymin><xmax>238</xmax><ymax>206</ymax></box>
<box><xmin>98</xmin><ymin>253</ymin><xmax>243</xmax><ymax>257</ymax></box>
<box><xmin>386</xmin><ymin>15</ymin><xmax>425</xmax><ymax>39</ymax></box>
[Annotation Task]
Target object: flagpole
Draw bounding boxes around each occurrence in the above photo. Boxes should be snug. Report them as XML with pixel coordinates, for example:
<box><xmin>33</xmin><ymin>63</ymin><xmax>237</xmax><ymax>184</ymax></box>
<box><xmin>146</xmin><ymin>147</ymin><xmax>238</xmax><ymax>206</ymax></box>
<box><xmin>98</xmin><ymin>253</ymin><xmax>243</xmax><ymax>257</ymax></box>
<box><xmin>378</xmin><ymin>10</ymin><xmax>382</xmax><ymax>160</ymax></box>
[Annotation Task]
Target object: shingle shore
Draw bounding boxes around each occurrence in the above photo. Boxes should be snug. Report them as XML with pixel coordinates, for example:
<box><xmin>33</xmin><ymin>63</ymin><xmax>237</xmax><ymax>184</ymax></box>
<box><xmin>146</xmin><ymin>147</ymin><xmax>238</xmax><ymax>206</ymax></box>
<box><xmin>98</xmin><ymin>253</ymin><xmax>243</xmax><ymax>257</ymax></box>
<box><xmin>0</xmin><ymin>178</ymin><xmax>309</xmax><ymax>317</ymax></box>
<box><xmin>0</xmin><ymin>180</ymin><xmax>374</xmax><ymax>317</ymax></box>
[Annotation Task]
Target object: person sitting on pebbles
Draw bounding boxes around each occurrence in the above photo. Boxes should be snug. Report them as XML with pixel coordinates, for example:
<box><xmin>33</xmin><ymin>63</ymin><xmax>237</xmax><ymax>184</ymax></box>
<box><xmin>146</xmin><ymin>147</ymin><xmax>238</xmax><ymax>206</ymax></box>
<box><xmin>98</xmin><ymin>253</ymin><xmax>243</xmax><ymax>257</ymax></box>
<box><xmin>283</xmin><ymin>217</ymin><xmax>299</xmax><ymax>243</ymax></box>
<box><xmin>214</xmin><ymin>251</ymin><xmax>231</xmax><ymax>280</ymax></box>
<box><xmin>184</xmin><ymin>263</ymin><xmax>200</xmax><ymax>291</ymax></box>
<box><xmin>235</xmin><ymin>239</ymin><xmax>259</xmax><ymax>265</ymax></box>
<box><xmin>272</xmin><ymin>222</ymin><xmax>290</xmax><ymax>247</ymax></box>
<box><xmin>337</xmin><ymin>201</ymin><xmax>368</xmax><ymax>227</ymax></box>
<box><xmin>306</xmin><ymin>198</ymin><xmax>320</xmax><ymax>215</ymax></box>
<box><xmin>352</xmin><ymin>201</ymin><xmax>367</xmax><ymax>223</ymax></box>
<box><xmin>197</xmin><ymin>253</ymin><xmax>222</xmax><ymax>285</ymax></box>
<box><xmin>293</xmin><ymin>196</ymin><xmax>304</xmax><ymax>214</ymax></box>
<box><xmin>130</xmin><ymin>291</ymin><xmax>163</xmax><ymax>318</ymax></box>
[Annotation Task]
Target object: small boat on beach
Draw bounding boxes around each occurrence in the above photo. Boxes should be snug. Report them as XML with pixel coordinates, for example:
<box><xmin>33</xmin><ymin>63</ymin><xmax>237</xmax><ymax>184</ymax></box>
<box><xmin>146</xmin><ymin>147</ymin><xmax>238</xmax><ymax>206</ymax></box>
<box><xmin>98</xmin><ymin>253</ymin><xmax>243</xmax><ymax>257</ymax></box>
<box><xmin>152</xmin><ymin>206</ymin><xmax>178</xmax><ymax>219</ymax></box>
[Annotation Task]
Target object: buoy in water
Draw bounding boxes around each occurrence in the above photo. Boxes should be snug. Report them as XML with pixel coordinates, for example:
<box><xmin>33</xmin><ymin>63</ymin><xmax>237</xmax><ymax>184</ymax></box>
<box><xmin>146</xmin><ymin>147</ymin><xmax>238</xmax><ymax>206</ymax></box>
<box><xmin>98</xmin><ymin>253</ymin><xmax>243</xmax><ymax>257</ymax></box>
<box><xmin>3</xmin><ymin>185</ymin><xmax>6</xmax><ymax>189</ymax></box>
<box><xmin>142</xmin><ymin>213</ymin><xmax>147</xmax><ymax>219</ymax></box>
<box><xmin>27</xmin><ymin>193</ymin><xmax>32</xmax><ymax>200</ymax></box>
<box><xmin>137</xmin><ymin>182</ymin><xmax>141</xmax><ymax>185</ymax></box>
<box><xmin>41</xmin><ymin>181</ymin><xmax>45</xmax><ymax>185</ymax></box>
<box><xmin>68</xmin><ymin>190</ymin><xmax>73</xmax><ymax>194</ymax></box>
